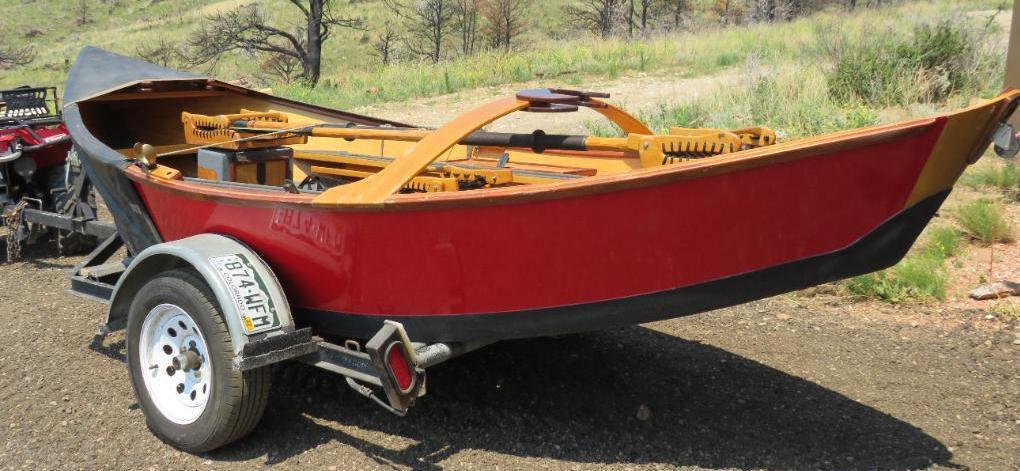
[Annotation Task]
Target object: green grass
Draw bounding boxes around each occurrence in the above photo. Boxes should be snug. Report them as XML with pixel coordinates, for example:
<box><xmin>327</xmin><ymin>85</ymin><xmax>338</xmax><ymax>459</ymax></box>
<box><xmin>961</xmin><ymin>162</ymin><xmax>1020</xmax><ymax>194</ymax></box>
<box><xmin>585</xmin><ymin>7</ymin><xmax>1004</xmax><ymax>140</ymax></box>
<box><xmin>990</xmin><ymin>301</ymin><xmax>1020</xmax><ymax>322</ymax></box>
<box><xmin>588</xmin><ymin>65</ymin><xmax>882</xmax><ymax>139</ymax></box>
<box><xmin>0</xmin><ymin>0</ymin><xmax>1003</xmax><ymax>112</ymax></box>
<box><xmin>845</xmin><ymin>251</ymin><xmax>950</xmax><ymax>303</ymax></box>
<box><xmin>925</xmin><ymin>225</ymin><xmax>962</xmax><ymax>258</ymax></box>
<box><xmin>845</xmin><ymin>226</ymin><xmax>961</xmax><ymax>303</ymax></box>
<box><xmin>957</xmin><ymin>199</ymin><xmax>1014</xmax><ymax>244</ymax></box>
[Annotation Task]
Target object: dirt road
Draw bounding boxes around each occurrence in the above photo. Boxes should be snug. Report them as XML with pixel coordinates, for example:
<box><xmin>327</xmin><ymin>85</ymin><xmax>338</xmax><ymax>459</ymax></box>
<box><xmin>351</xmin><ymin>70</ymin><xmax>743</xmax><ymax>134</ymax></box>
<box><xmin>1</xmin><ymin>240</ymin><xmax>1018</xmax><ymax>470</ymax></box>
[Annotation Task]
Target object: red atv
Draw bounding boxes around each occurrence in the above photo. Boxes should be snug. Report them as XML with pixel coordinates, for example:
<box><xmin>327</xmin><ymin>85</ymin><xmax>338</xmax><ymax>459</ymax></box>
<box><xmin>1</xmin><ymin>86</ymin><xmax>96</xmax><ymax>257</ymax></box>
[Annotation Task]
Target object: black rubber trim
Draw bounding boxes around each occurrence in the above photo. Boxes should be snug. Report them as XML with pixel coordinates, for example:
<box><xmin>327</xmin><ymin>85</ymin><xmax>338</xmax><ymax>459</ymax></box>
<box><xmin>295</xmin><ymin>190</ymin><xmax>951</xmax><ymax>343</ymax></box>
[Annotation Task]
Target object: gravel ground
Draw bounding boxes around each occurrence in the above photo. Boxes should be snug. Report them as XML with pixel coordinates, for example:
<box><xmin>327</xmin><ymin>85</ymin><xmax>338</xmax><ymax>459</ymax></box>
<box><xmin>1</xmin><ymin>240</ymin><xmax>1019</xmax><ymax>470</ymax></box>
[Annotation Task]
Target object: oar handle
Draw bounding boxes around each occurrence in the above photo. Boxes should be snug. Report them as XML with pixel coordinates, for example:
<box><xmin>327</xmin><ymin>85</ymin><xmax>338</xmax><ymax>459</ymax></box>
<box><xmin>230</xmin><ymin>120</ymin><xmax>619</xmax><ymax>153</ymax></box>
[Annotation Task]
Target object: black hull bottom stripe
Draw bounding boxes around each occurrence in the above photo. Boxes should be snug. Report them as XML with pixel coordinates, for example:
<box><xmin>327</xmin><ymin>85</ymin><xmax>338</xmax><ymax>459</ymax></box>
<box><xmin>296</xmin><ymin>190</ymin><xmax>950</xmax><ymax>343</ymax></box>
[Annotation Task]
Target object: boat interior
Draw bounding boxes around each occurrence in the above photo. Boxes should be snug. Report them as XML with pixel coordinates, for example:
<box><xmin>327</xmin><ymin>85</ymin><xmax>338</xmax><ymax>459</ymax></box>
<box><xmin>77</xmin><ymin>79</ymin><xmax>780</xmax><ymax>200</ymax></box>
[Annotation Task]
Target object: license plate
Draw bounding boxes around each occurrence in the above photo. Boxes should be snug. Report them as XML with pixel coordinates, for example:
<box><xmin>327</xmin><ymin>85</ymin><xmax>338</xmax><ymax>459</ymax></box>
<box><xmin>209</xmin><ymin>254</ymin><xmax>281</xmax><ymax>334</ymax></box>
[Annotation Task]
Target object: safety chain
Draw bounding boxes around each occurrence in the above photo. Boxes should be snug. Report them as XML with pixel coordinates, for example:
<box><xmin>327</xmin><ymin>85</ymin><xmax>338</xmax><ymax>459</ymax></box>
<box><xmin>5</xmin><ymin>200</ymin><xmax>28</xmax><ymax>262</ymax></box>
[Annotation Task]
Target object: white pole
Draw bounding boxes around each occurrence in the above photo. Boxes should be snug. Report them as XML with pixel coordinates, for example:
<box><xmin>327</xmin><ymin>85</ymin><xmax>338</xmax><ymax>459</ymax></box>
<box><xmin>1006</xmin><ymin>2</ymin><xmax>1020</xmax><ymax>126</ymax></box>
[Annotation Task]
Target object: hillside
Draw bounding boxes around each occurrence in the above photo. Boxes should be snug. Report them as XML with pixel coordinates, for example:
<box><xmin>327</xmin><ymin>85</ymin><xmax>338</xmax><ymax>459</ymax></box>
<box><xmin>0</xmin><ymin>0</ymin><xmax>1011</xmax><ymax>111</ymax></box>
<box><xmin>0</xmin><ymin>0</ymin><xmax>572</xmax><ymax>89</ymax></box>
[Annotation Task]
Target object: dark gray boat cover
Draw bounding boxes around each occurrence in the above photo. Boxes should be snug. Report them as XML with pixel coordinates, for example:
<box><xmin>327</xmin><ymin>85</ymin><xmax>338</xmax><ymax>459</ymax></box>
<box><xmin>64</xmin><ymin>46</ymin><xmax>205</xmax><ymax>105</ymax></box>
<box><xmin>63</xmin><ymin>47</ymin><xmax>194</xmax><ymax>254</ymax></box>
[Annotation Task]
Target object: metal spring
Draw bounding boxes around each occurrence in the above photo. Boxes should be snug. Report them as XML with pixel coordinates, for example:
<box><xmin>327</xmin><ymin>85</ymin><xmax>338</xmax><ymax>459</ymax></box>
<box><xmin>660</xmin><ymin>140</ymin><xmax>735</xmax><ymax>165</ymax></box>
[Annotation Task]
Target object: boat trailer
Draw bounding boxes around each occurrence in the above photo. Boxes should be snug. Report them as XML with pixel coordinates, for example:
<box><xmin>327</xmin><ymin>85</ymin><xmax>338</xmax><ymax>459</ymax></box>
<box><xmin>70</xmin><ymin>229</ymin><xmax>491</xmax><ymax>418</ymax></box>
<box><xmin>6</xmin><ymin>169</ymin><xmax>490</xmax><ymax>422</ymax></box>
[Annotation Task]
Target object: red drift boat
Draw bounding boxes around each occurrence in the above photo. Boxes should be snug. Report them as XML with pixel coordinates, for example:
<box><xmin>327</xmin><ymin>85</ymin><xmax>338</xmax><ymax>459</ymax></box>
<box><xmin>64</xmin><ymin>48</ymin><xmax>1019</xmax><ymax>343</ymax></box>
<box><xmin>60</xmin><ymin>47</ymin><xmax>1020</xmax><ymax>452</ymax></box>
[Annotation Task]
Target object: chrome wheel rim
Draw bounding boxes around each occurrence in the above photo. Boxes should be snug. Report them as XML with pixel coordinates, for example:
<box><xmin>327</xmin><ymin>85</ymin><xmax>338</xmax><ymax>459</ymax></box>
<box><xmin>137</xmin><ymin>303</ymin><xmax>212</xmax><ymax>425</ymax></box>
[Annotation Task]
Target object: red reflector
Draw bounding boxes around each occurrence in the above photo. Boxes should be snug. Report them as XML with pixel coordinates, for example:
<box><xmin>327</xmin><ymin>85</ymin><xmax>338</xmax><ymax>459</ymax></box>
<box><xmin>386</xmin><ymin>343</ymin><xmax>414</xmax><ymax>391</ymax></box>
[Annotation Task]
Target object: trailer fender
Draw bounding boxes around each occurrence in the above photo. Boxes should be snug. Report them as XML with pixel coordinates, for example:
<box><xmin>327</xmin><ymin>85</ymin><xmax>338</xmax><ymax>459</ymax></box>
<box><xmin>106</xmin><ymin>234</ymin><xmax>304</xmax><ymax>363</ymax></box>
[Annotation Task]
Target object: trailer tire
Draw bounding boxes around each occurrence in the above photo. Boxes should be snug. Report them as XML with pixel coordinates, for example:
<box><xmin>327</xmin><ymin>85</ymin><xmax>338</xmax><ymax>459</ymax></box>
<box><xmin>126</xmin><ymin>268</ymin><xmax>270</xmax><ymax>453</ymax></box>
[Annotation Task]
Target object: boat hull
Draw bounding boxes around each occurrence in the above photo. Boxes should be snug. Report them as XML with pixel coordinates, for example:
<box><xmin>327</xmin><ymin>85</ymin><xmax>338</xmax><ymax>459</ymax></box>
<box><xmin>130</xmin><ymin>117</ymin><xmax>950</xmax><ymax>341</ymax></box>
<box><xmin>298</xmin><ymin>189</ymin><xmax>948</xmax><ymax>341</ymax></box>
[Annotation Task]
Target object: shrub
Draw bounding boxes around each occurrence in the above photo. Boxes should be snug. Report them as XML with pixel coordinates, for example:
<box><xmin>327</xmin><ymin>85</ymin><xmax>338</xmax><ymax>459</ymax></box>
<box><xmin>823</xmin><ymin>20</ymin><xmax>995</xmax><ymax>106</ymax></box>
<box><xmin>846</xmin><ymin>223</ymin><xmax>960</xmax><ymax>303</ymax></box>
<box><xmin>715</xmin><ymin>52</ymin><xmax>743</xmax><ymax>68</ymax></box>
<box><xmin>846</xmin><ymin>251</ymin><xmax>948</xmax><ymax>302</ymax></box>
<box><xmin>961</xmin><ymin>163</ymin><xmax>1020</xmax><ymax>193</ymax></box>
<box><xmin>925</xmin><ymin>225</ymin><xmax>961</xmax><ymax>258</ymax></box>
<box><xmin>956</xmin><ymin>199</ymin><xmax>1014</xmax><ymax>244</ymax></box>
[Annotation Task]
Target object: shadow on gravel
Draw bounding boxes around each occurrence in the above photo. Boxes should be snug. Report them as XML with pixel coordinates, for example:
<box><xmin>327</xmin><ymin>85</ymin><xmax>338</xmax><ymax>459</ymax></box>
<box><xmin>202</xmin><ymin>326</ymin><xmax>952</xmax><ymax>470</ymax></box>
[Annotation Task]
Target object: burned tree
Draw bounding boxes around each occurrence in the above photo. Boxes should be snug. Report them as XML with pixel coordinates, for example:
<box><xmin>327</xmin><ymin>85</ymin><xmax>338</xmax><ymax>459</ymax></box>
<box><xmin>564</xmin><ymin>0</ymin><xmax>625</xmax><ymax>39</ymax></box>
<box><xmin>260</xmin><ymin>53</ymin><xmax>302</xmax><ymax>83</ymax></box>
<box><xmin>666</xmin><ymin>0</ymin><xmax>689</xmax><ymax>28</ymax></box>
<box><xmin>372</xmin><ymin>21</ymin><xmax>400</xmax><ymax>65</ymax></box>
<box><xmin>636</xmin><ymin>0</ymin><xmax>654</xmax><ymax>32</ymax></box>
<box><xmin>188</xmin><ymin>0</ymin><xmax>361</xmax><ymax>86</ymax></box>
<box><xmin>454</xmin><ymin>0</ymin><xmax>481</xmax><ymax>55</ymax></box>
<box><xmin>0</xmin><ymin>43</ymin><xmax>34</xmax><ymax>69</ymax></box>
<box><xmin>386</xmin><ymin>0</ymin><xmax>456</xmax><ymax>63</ymax></box>
<box><xmin>482</xmin><ymin>0</ymin><xmax>530</xmax><ymax>50</ymax></box>
<box><xmin>136</xmin><ymin>38</ymin><xmax>188</xmax><ymax>69</ymax></box>
<box><xmin>76</xmin><ymin>0</ymin><xmax>92</xmax><ymax>26</ymax></box>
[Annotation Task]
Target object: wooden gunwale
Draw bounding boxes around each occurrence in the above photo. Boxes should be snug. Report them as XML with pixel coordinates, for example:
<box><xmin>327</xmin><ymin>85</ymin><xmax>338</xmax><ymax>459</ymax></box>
<box><xmin>124</xmin><ymin>116</ymin><xmax>936</xmax><ymax>212</ymax></box>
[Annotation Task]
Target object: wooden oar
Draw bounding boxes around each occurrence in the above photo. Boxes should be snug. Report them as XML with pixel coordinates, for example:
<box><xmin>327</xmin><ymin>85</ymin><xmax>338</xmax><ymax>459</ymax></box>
<box><xmin>228</xmin><ymin>120</ymin><xmax>628</xmax><ymax>153</ymax></box>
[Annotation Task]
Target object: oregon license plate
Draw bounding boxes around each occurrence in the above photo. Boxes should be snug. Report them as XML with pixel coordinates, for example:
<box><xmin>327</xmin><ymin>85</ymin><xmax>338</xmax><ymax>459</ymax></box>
<box><xmin>209</xmin><ymin>254</ymin><xmax>281</xmax><ymax>334</ymax></box>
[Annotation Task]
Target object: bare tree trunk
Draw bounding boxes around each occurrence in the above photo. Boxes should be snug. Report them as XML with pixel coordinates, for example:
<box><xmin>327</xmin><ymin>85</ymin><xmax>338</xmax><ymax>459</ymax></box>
<box><xmin>305</xmin><ymin>0</ymin><xmax>324</xmax><ymax>85</ymax></box>
<box><xmin>640</xmin><ymin>0</ymin><xmax>650</xmax><ymax>32</ymax></box>
<box><xmin>628</xmin><ymin>0</ymin><xmax>635</xmax><ymax>37</ymax></box>
<box><xmin>187</xmin><ymin>1</ymin><xmax>361</xmax><ymax>87</ymax></box>
<box><xmin>455</xmin><ymin>0</ymin><xmax>480</xmax><ymax>55</ymax></box>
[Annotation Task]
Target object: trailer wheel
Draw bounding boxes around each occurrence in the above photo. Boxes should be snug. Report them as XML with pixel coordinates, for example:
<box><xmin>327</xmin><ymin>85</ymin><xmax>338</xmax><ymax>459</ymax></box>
<box><xmin>126</xmin><ymin>268</ymin><xmax>270</xmax><ymax>452</ymax></box>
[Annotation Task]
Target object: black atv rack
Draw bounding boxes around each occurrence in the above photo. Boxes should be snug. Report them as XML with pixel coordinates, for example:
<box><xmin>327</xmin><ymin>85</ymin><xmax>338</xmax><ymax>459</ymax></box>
<box><xmin>0</xmin><ymin>86</ymin><xmax>60</xmax><ymax>122</ymax></box>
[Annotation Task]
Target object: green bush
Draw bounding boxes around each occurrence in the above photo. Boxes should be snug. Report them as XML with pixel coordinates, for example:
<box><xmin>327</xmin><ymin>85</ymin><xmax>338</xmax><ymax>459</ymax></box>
<box><xmin>715</xmin><ymin>52</ymin><xmax>744</xmax><ymax>68</ymax></box>
<box><xmin>824</xmin><ymin>20</ymin><xmax>994</xmax><ymax>107</ymax></box>
<box><xmin>961</xmin><ymin>163</ymin><xmax>1020</xmax><ymax>192</ymax></box>
<box><xmin>846</xmin><ymin>223</ymin><xmax>961</xmax><ymax>303</ymax></box>
<box><xmin>846</xmin><ymin>251</ymin><xmax>948</xmax><ymax>302</ymax></box>
<box><xmin>956</xmin><ymin>199</ymin><xmax>1014</xmax><ymax>244</ymax></box>
<box><xmin>925</xmin><ymin>225</ymin><xmax>961</xmax><ymax>258</ymax></box>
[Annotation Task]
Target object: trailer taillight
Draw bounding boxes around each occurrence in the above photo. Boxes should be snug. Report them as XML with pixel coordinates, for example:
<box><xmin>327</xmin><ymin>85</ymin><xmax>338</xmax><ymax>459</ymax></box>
<box><xmin>385</xmin><ymin>342</ymin><xmax>414</xmax><ymax>392</ymax></box>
